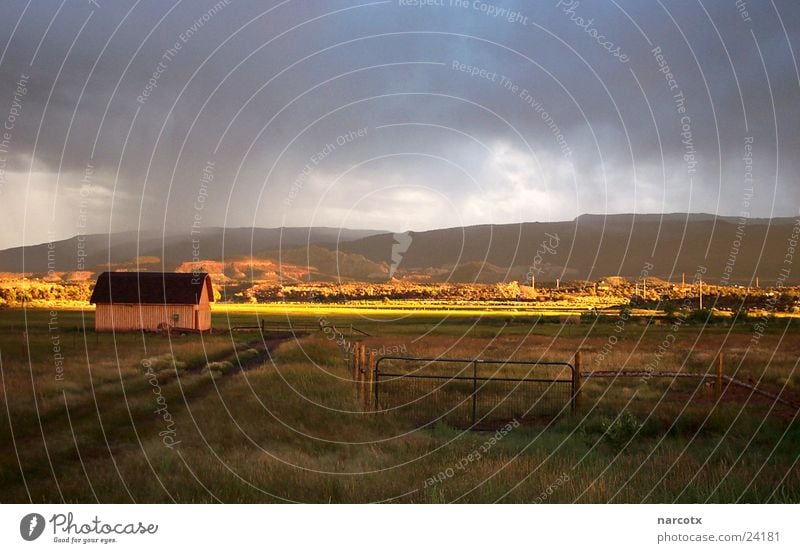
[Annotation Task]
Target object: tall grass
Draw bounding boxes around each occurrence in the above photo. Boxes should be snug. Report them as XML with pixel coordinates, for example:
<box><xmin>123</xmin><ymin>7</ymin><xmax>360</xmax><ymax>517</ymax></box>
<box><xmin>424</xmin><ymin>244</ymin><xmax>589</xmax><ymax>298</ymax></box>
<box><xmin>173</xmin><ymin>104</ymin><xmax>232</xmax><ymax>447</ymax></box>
<box><xmin>0</xmin><ymin>308</ymin><xmax>797</xmax><ymax>503</ymax></box>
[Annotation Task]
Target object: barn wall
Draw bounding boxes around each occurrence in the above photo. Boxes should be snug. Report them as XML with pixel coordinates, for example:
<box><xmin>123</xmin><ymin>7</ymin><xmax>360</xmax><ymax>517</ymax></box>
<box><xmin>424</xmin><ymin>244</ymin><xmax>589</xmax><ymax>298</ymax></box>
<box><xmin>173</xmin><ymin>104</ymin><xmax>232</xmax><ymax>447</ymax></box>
<box><xmin>95</xmin><ymin>304</ymin><xmax>199</xmax><ymax>332</ymax></box>
<box><xmin>196</xmin><ymin>305</ymin><xmax>212</xmax><ymax>331</ymax></box>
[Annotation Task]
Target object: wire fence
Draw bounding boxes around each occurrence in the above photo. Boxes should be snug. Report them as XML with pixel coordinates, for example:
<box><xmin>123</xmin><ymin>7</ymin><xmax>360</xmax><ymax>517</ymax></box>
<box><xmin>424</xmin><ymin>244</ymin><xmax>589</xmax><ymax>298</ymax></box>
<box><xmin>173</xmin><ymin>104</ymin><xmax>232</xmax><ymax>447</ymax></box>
<box><xmin>346</xmin><ymin>344</ymin><xmax>798</xmax><ymax>429</ymax></box>
<box><xmin>370</xmin><ymin>354</ymin><xmax>576</xmax><ymax>428</ymax></box>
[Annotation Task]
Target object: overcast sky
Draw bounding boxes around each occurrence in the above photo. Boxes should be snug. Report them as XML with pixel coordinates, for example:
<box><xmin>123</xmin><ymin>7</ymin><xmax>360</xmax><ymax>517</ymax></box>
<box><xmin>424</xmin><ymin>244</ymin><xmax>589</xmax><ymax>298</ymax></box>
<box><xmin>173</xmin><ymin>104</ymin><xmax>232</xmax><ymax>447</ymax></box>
<box><xmin>0</xmin><ymin>0</ymin><xmax>798</xmax><ymax>249</ymax></box>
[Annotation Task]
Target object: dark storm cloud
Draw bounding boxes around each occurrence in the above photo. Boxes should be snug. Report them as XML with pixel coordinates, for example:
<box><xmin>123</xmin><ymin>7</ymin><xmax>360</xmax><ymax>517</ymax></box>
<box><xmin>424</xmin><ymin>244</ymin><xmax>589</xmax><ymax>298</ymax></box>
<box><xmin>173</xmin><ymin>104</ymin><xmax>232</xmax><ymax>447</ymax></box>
<box><xmin>0</xmin><ymin>0</ymin><xmax>798</xmax><ymax>249</ymax></box>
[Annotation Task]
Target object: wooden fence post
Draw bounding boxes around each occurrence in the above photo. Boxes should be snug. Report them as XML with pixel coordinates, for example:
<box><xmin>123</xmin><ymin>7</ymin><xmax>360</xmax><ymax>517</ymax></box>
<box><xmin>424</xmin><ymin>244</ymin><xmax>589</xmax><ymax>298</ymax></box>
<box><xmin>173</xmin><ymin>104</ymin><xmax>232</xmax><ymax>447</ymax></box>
<box><xmin>353</xmin><ymin>341</ymin><xmax>361</xmax><ymax>381</ymax></box>
<box><xmin>716</xmin><ymin>352</ymin><xmax>724</xmax><ymax>400</ymax></box>
<box><xmin>361</xmin><ymin>344</ymin><xmax>367</xmax><ymax>388</ymax></box>
<box><xmin>350</xmin><ymin>343</ymin><xmax>358</xmax><ymax>375</ymax></box>
<box><xmin>364</xmin><ymin>350</ymin><xmax>375</xmax><ymax>409</ymax></box>
<box><xmin>357</xmin><ymin>349</ymin><xmax>365</xmax><ymax>404</ymax></box>
<box><xmin>358</xmin><ymin>344</ymin><xmax>367</xmax><ymax>401</ymax></box>
<box><xmin>572</xmin><ymin>350</ymin><xmax>582</xmax><ymax>413</ymax></box>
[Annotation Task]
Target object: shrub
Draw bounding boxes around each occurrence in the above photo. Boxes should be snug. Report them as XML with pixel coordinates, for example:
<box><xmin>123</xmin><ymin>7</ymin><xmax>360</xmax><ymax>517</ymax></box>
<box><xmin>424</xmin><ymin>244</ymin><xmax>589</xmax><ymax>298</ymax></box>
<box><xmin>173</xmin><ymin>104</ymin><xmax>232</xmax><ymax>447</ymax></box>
<box><xmin>141</xmin><ymin>353</ymin><xmax>187</xmax><ymax>373</ymax></box>
<box><xmin>581</xmin><ymin>411</ymin><xmax>642</xmax><ymax>451</ymax></box>
<box><xmin>237</xmin><ymin>348</ymin><xmax>261</xmax><ymax>362</ymax></box>
<box><xmin>687</xmin><ymin>308</ymin><xmax>717</xmax><ymax>324</ymax></box>
<box><xmin>732</xmin><ymin>308</ymin><xmax>749</xmax><ymax>323</ymax></box>
<box><xmin>601</xmin><ymin>410</ymin><xmax>642</xmax><ymax>449</ymax></box>
<box><xmin>203</xmin><ymin>361</ymin><xmax>235</xmax><ymax>375</ymax></box>
<box><xmin>580</xmin><ymin>311</ymin><xmax>599</xmax><ymax>324</ymax></box>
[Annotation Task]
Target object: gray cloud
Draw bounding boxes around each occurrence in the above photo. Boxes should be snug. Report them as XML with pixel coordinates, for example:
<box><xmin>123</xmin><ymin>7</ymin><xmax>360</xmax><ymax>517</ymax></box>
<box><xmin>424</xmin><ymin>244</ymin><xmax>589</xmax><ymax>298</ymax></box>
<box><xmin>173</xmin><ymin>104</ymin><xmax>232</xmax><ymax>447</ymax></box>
<box><xmin>0</xmin><ymin>0</ymin><xmax>798</xmax><ymax>249</ymax></box>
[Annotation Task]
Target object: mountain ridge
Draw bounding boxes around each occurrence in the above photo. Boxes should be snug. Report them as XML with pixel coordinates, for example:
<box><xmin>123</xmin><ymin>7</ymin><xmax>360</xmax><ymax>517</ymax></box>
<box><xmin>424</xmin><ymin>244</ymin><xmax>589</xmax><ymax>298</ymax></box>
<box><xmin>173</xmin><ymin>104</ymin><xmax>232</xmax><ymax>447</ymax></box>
<box><xmin>1</xmin><ymin>214</ymin><xmax>797</xmax><ymax>284</ymax></box>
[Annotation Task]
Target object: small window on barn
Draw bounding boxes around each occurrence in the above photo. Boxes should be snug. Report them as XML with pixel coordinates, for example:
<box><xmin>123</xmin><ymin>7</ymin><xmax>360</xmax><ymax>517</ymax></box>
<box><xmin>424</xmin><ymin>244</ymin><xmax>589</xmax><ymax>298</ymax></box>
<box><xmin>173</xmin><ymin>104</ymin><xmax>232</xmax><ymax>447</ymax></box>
<box><xmin>171</xmin><ymin>313</ymin><xmax>180</xmax><ymax>324</ymax></box>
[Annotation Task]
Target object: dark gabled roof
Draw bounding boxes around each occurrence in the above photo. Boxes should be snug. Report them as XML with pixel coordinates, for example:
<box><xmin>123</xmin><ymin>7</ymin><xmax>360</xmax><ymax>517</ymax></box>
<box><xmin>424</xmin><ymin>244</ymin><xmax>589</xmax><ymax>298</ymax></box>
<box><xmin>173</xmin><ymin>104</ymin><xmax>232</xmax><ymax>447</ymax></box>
<box><xmin>89</xmin><ymin>272</ymin><xmax>213</xmax><ymax>305</ymax></box>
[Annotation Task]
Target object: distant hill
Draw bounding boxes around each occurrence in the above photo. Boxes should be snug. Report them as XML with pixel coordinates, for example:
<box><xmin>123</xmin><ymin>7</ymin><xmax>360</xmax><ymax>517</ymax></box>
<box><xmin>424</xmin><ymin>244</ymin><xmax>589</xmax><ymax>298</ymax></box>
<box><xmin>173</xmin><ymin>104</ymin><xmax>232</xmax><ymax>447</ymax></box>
<box><xmin>0</xmin><ymin>227</ymin><xmax>386</xmax><ymax>275</ymax></box>
<box><xmin>337</xmin><ymin>213</ymin><xmax>799</xmax><ymax>285</ymax></box>
<box><xmin>0</xmin><ymin>214</ymin><xmax>797</xmax><ymax>284</ymax></box>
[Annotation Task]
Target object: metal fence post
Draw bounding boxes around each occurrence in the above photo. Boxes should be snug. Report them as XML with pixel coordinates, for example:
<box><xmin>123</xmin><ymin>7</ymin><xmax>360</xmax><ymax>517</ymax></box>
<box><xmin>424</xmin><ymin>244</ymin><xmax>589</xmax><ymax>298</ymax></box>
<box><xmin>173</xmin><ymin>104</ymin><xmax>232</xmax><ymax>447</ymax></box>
<box><xmin>716</xmin><ymin>352</ymin><xmax>724</xmax><ymax>400</ymax></box>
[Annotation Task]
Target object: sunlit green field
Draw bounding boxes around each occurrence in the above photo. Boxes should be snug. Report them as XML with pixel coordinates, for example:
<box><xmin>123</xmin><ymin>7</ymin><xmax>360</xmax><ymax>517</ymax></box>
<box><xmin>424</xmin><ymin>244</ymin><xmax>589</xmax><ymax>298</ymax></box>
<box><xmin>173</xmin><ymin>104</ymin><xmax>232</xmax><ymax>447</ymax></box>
<box><xmin>0</xmin><ymin>307</ymin><xmax>798</xmax><ymax>503</ymax></box>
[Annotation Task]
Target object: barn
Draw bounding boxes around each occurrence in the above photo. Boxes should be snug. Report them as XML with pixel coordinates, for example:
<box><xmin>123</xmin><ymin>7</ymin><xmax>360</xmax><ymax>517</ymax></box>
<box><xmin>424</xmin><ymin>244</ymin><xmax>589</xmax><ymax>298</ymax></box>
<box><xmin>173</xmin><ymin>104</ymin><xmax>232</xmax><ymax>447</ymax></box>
<box><xmin>89</xmin><ymin>272</ymin><xmax>214</xmax><ymax>332</ymax></box>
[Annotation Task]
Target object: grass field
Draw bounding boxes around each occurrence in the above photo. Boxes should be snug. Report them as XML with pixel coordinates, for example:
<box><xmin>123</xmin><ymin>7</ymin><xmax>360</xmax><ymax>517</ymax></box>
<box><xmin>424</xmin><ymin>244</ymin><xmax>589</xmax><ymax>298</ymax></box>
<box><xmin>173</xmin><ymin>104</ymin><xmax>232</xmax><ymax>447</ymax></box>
<box><xmin>1</xmin><ymin>305</ymin><xmax>798</xmax><ymax>503</ymax></box>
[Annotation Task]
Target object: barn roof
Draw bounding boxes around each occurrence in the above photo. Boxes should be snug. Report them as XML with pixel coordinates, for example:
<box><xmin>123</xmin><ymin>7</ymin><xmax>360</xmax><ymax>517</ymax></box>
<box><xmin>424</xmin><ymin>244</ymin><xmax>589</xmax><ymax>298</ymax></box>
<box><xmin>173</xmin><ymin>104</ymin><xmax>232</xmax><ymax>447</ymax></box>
<box><xmin>89</xmin><ymin>272</ymin><xmax>213</xmax><ymax>305</ymax></box>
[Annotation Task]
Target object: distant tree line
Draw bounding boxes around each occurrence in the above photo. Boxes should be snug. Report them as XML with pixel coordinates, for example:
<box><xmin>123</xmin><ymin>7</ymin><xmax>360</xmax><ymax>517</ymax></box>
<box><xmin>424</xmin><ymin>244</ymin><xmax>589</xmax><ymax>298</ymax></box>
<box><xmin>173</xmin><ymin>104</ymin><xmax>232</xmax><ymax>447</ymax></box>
<box><xmin>1</xmin><ymin>275</ymin><xmax>798</xmax><ymax>313</ymax></box>
<box><xmin>238</xmin><ymin>281</ymin><xmax>529</xmax><ymax>303</ymax></box>
<box><xmin>0</xmin><ymin>280</ymin><xmax>93</xmax><ymax>306</ymax></box>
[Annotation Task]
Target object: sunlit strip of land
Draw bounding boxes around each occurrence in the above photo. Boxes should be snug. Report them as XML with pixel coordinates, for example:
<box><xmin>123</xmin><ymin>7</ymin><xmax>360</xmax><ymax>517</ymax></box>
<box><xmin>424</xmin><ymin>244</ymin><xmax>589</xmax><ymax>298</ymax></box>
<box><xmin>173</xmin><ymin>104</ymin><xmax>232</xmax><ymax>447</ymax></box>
<box><xmin>211</xmin><ymin>302</ymin><xmax>800</xmax><ymax>319</ymax></box>
<box><xmin>214</xmin><ymin>301</ymin><xmax>614</xmax><ymax>318</ymax></box>
<box><xmin>9</xmin><ymin>299</ymin><xmax>800</xmax><ymax>319</ymax></box>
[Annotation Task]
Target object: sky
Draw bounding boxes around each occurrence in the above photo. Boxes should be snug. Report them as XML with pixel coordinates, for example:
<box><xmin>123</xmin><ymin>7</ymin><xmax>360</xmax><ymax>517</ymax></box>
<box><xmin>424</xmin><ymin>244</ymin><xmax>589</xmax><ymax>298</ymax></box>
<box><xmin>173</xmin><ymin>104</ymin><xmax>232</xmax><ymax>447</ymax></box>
<box><xmin>0</xmin><ymin>0</ymin><xmax>798</xmax><ymax>249</ymax></box>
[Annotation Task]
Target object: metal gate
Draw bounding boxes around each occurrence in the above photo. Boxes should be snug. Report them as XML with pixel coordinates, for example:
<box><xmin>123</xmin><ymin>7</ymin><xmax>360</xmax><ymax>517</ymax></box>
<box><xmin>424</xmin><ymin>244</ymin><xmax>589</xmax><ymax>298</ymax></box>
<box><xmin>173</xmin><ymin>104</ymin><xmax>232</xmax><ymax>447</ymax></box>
<box><xmin>374</xmin><ymin>356</ymin><xmax>577</xmax><ymax>428</ymax></box>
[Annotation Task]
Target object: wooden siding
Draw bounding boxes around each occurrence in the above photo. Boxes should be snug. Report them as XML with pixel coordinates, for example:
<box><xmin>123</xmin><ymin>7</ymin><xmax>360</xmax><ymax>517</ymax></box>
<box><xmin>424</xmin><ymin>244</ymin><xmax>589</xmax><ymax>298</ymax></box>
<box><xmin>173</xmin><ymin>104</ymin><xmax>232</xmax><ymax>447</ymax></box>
<box><xmin>196</xmin><ymin>280</ymin><xmax>212</xmax><ymax>330</ymax></box>
<box><xmin>196</xmin><ymin>303</ymin><xmax>212</xmax><ymax>330</ymax></box>
<box><xmin>93</xmin><ymin>279</ymin><xmax>213</xmax><ymax>332</ymax></box>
